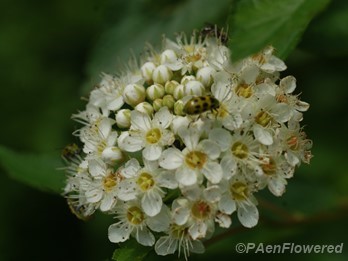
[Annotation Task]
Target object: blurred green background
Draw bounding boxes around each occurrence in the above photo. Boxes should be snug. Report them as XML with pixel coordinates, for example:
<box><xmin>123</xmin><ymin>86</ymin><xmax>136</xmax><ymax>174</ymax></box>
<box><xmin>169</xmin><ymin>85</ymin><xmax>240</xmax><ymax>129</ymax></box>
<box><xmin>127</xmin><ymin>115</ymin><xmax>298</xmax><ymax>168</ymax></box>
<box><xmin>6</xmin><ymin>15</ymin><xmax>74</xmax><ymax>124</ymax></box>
<box><xmin>0</xmin><ymin>0</ymin><xmax>347</xmax><ymax>260</ymax></box>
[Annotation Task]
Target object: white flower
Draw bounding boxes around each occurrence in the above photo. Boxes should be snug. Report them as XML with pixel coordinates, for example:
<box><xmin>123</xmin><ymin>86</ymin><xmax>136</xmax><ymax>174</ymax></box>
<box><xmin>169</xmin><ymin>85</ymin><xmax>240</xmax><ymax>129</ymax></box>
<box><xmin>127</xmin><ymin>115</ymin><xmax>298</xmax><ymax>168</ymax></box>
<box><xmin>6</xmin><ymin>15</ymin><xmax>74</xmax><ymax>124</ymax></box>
<box><xmin>108</xmin><ymin>201</ymin><xmax>170</xmax><ymax>246</ymax></box>
<box><xmin>241</xmin><ymin>94</ymin><xmax>293</xmax><ymax>145</ymax></box>
<box><xmin>278</xmin><ymin>121</ymin><xmax>313</xmax><ymax>166</ymax></box>
<box><xmin>159</xmin><ymin>127</ymin><xmax>222</xmax><ymax>186</ymax></box>
<box><xmin>256</xmin><ymin>152</ymin><xmax>294</xmax><ymax>196</ymax></box>
<box><xmin>79</xmin><ymin>117</ymin><xmax>123</xmax><ymax>161</ymax></box>
<box><xmin>118</xmin><ymin>158</ymin><xmax>177</xmax><ymax>216</ymax></box>
<box><xmin>171</xmin><ymin>194</ymin><xmax>217</xmax><ymax>240</ymax></box>
<box><xmin>118</xmin><ymin>107</ymin><xmax>175</xmax><ymax>161</ymax></box>
<box><xmin>155</xmin><ymin>223</ymin><xmax>205</xmax><ymax>259</ymax></box>
<box><xmin>218</xmin><ymin>175</ymin><xmax>259</xmax><ymax>228</ymax></box>
<box><xmin>209</xmin><ymin>128</ymin><xmax>263</xmax><ymax>179</ymax></box>
<box><xmin>84</xmin><ymin>158</ymin><xmax>123</xmax><ymax>212</ymax></box>
<box><xmin>89</xmin><ymin>74</ymin><xmax>124</xmax><ymax>116</ymax></box>
<box><xmin>250</xmin><ymin>46</ymin><xmax>287</xmax><ymax>73</ymax></box>
<box><xmin>164</xmin><ymin>32</ymin><xmax>207</xmax><ymax>74</ymax></box>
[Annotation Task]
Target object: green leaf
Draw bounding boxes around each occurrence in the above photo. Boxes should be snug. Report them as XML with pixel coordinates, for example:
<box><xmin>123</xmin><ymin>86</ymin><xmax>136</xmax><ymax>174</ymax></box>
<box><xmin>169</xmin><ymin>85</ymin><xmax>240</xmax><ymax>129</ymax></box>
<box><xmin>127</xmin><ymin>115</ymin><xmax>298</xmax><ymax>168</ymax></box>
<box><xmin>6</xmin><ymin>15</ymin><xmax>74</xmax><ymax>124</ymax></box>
<box><xmin>112</xmin><ymin>239</ymin><xmax>151</xmax><ymax>261</ymax></box>
<box><xmin>228</xmin><ymin>0</ymin><xmax>331</xmax><ymax>61</ymax></box>
<box><xmin>82</xmin><ymin>0</ymin><xmax>231</xmax><ymax>94</ymax></box>
<box><xmin>0</xmin><ymin>146</ymin><xmax>64</xmax><ymax>194</ymax></box>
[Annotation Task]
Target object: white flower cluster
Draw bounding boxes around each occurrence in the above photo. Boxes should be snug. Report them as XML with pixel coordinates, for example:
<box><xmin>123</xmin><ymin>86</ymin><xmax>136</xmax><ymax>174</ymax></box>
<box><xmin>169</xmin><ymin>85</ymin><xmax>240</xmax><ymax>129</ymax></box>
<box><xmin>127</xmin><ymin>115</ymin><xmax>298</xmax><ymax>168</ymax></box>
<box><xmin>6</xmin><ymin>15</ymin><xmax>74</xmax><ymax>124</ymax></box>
<box><xmin>63</xmin><ymin>30</ymin><xmax>312</xmax><ymax>259</ymax></box>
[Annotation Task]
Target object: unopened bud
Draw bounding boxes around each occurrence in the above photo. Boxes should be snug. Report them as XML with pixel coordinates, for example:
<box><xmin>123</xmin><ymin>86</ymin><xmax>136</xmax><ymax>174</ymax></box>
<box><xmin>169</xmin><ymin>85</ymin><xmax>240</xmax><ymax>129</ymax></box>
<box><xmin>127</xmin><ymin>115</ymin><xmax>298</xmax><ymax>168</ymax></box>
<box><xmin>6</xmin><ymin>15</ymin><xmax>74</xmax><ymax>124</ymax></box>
<box><xmin>141</xmin><ymin>62</ymin><xmax>156</xmax><ymax>82</ymax></box>
<box><xmin>153</xmin><ymin>98</ymin><xmax>163</xmax><ymax>111</ymax></box>
<box><xmin>184</xmin><ymin>80</ymin><xmax>204</xmax><ymax>96</ymax></box>
<box><xmin>164</xmin><ymin>80</ymin><xmax>179</xmax><ymax>95</ymax></box>
<box><xmin>135</xmin><ymin>102</ymin><xmax>154</xmax><ymax>115</ymax></box>
<box><xmin>162</xmin><ymin>95</ymin><xmax>175</xmax><ymax>110</ymax></box>
<box><xmin>152</xmin><ymin>65</ymin><xmax>173</xmax><ymax>84</ymax></box>
<box><xmin>123</xmin><ymin>84</ymin><xmax>146</xmax><ymax>107</ymax></box>
<box><xmin>146</xmin><ymin>83</ymin><xmax>165</xmax><ymax>101</ymax></box>
<box><xmin>116</xmin><ymin>109</ymin><xmax>131</xmax><ymax>128</ymax></box>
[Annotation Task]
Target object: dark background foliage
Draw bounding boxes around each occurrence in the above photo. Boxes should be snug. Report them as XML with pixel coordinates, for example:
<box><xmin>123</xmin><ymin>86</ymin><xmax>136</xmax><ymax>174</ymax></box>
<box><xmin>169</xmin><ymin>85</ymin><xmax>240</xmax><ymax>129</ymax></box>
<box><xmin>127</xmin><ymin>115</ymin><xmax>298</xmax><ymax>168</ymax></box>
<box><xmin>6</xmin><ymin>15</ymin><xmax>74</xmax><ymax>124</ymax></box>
<box><xmin>0</xmin><ymin>0</ymin><xmax>347</xmax><ymax>260</ymax></box>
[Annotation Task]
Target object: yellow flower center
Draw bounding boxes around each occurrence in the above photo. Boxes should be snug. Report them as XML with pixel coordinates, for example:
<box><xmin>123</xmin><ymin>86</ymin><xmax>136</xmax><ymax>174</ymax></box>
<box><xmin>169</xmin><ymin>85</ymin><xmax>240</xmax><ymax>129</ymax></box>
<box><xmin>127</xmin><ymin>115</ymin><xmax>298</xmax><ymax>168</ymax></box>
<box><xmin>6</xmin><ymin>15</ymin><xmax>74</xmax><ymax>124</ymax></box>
<box><xmin>191</xmin><ymin>200</ymin><xmax>211</xmax><ymax>220</ymax></box>
<box><xmin>230</xmin><ymin>182</ymin><xmax>248</xmax><ymax>201</ymax></box>
<box><xmin>136</xmin><ymin>172</ymin><xmax>155</xmax><ymax>191</ymax></box>
<box><xmin>231</xmin><ymin>142</ymin><xmax>249</xmax><ymax>159</ymax></box>
<box><xmin>255</xmin><ymin>111</ymin><xmax>272</xmax><ymax>127</ymax></box>
<box><xmin>126</xmin><ymin>206</ymin><xmax>145</xmax><ymax>225</ymax></box>
<box><xmin>103</xmin><ymin>172</ymin><xmax>117</xmax><ymax>192</ymax></box>
<box><xmin>145</xmin><ymin>128</ymin><xmax>161</xmax><ymax>144</ymax></box>
<box><xmin>235</xmin><ymin>83</ymin><xmax>253</xmax><ymax>98</ymax></box>
<box><xmin>185</xmin><ymin>151</ymin><xmax>207</xmax><ymax>169</ymax></box>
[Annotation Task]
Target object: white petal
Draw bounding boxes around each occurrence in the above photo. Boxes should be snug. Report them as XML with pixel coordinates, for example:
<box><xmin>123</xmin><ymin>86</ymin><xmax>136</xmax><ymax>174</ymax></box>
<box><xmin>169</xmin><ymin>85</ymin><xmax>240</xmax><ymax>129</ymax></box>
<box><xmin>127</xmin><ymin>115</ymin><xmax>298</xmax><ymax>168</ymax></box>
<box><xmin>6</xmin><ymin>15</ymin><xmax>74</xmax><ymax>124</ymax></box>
<box><xmin>171</xmin><ymin>116</ymin><xmax>190</xmax><ymax>134</ymax></box>
<box><xmin>157</xmin><ymin>171</ymin><xmax>178</xmax><ymax>189</ymax></box>
<box><xmin>153</xmin><ymin>107</ymin><xmax>172</xmax><ymax>128</ymax></box>
<box><xmin>238</xmin><ymin>203</ymin><xmax>259</xmax><ymax>228</ymax></box>
<box><xmin>102</xmin><ymin>147</ymin><xmax>123</xmax><ymax>161</ymax></box>
<box><xmin>203</xmin><ymin>185</ymin><xmax>221</xmax><ymax>203</ymax></box>
<box><xmin>209</xmin><ymin>128</ymin><xmax>231</xmax><ymax>152</ymax></box>
<box><xmin>107</xmin><ymin>95</ymin><xmax>124</xmax><ymax>111</ymax></box>
<box><xmin>159</xmin><ymin>148</ymin><xmax>183</xmax><ymax>170</ymax></box>
<box><xmin>268</xmin><ymin>177</ymin><xmax>286</xmax><ymax>196</ymax></box>
<box><xmin>131</xmin><ymin>110</ymin><xmax>151</xmax><ymax>131</ymax></box>
<box><xmin>218</xmin><ymin>194</ymin><xmax>236</xmax><ymax>214</ymax></box>
<box><xmin>190</xmin><ymin>240</ymin><xmax>205</xmax><ymax>254</ymax></box>
<box><xmin>98</xmin><ymin>118</ymin><xmax>113</xmax><ymax>138</ymax></box>
<box><xmin>134</xmin><ymin>227</ymin><xmax>155</xmax><ymax>246</ymax></box>
<box><xmin>178</xmin><ymin>127</ymin><xmax>200</xmax><ymax>151</ymax></box>
<box><xmin>222</xmin><ymin>114</ymin><xmax>243</xmax><ymax>131</ymax></box>
<box><xmin>172</xmin><ymin>205</ymin><xmax>190</xmax><ymax>225</ymax></box>
<box><xmin>100</xmin><ymin>193</ymin><xmax>116</xmax><ymax>212</ymax></box>
<box><xmin>121</xmin><ymin>158</ymin><xmax>140</xmax><ymax>178</ymax></box>
<box><xmin>88</xmin><ymin>159</ymin><xmax>106</xmax><ymax>177</ymax></box>
<box><xmin>273</xmin><ymin>103</ymin><xmax>292</xmax><ymax>123</ymax></box>
<box><xmin>180</xmin><ymin>185</ymin><xmax>201</xmax><ymax>201</ymax></box>
<box><xmin>141</xmin><ymin>192</ymin><xmax>162</xmax><ymax>217</ymax></box>
<box><xmin>280</xmin><ymin>75</ymin><xmax>296</xmax><ymax>94</ymax></box>
<box><xmin>220</xmin><ymin>155</ymin><xmax>237</xmax><ymax>179</ymax></box>
<box><xmin>189</xmin><ymin>222</ymin><xmax>207</xmax><ymax>240</ymax></box>
<box><xmin>176</xmin><ymin>166</ymin><xmax>197</xmax><ymax>186</ymax></box>
<box><xmin>211</xmin><ymin>71</ymin><xmax>231</xmax><ymax>101</ymax></box>
<box><xmin>253</xmin><ymin>125</ymin><xmax>273</xmax><ymax>145</ymax></box>
<box><xmin>199</xmin><ymin>140</ymin><xmax>220</xmax><ymax>160</ymax></box>
<box><xmin>85</xmin><ymin>188</ymin><xmax>103</xmax><ymax>203</ymax></box>
<box><xmin>143</xmin><ymin>144</ymin><xmax>162</xmax><ymax>161</ymax></box>
<box><xmin>117</xmin><ymin>180</ymin><xmax>137</xmax><ymax>201</ymax></box>
<box><xmin>155</xmin><ymin>236</ymin><xmax>177</xmax><ymax>256</ymax></box>
<box><xmin>241</xmin><ymin>64</ymin><xmax>259</xmax><ymax>84</ymax></box>
<box><xmin>122</xmin><ymin>132</ymin><xmax>144</xmax><ymax>152</ymax></box>
<box><xmin>202</xmin><ymin>161</ymin><xmax>222</xmax><ymax>184</ymax></box>
<box><xmin>295</xmin><ymin>100</ymin><xmax>310</xmax><ymax>112</ymax></box>
<box><xmin>215</xmin><ymin>212</ymin><xmax>232</xmax><ymax>228</ymax></box>
<box><xmin>147</xmin><ymin>205</ymin><xmax>171</xmax><ymax>232</ymax></box>
<box><xmin>285</xmin><ymin>151</ymin><xmax>300</xmax><ymax>166</ymax></box>
<box><xmin>108</xmin><ymin>223</ymin><xmax>131</xmax><ymax>243</ymax></box>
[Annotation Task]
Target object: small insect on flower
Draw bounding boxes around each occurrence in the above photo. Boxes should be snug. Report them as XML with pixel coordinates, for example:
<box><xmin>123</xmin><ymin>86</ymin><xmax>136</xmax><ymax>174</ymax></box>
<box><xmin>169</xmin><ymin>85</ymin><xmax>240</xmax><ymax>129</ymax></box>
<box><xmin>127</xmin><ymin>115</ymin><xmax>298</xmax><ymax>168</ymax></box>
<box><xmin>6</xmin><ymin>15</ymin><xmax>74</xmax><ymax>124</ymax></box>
<box><xmin>183</xmin><ymin>95</ymin><xmax>220</xmax><ymax>115</ymax></box>
<box><xmin>200</xmin><ymin>23</ymin><xmax>228</xmax><ymax>45</ymax></box>
<box><xmin>61</xmin><ymin>143</ymin><xmax>81</xmax><ymax>161</ymax></box>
